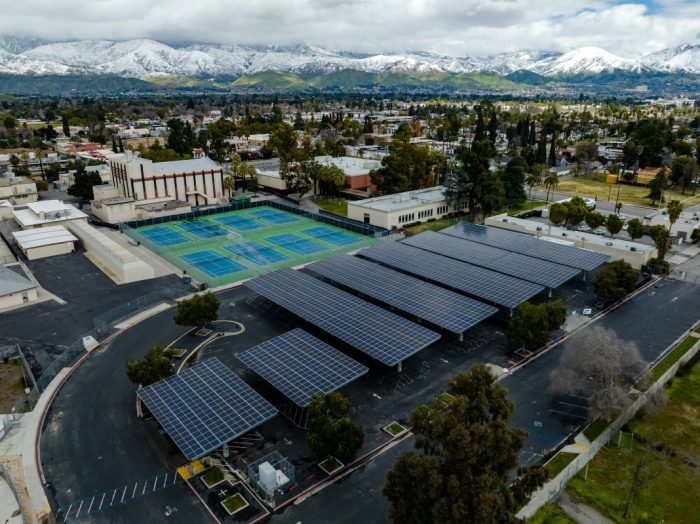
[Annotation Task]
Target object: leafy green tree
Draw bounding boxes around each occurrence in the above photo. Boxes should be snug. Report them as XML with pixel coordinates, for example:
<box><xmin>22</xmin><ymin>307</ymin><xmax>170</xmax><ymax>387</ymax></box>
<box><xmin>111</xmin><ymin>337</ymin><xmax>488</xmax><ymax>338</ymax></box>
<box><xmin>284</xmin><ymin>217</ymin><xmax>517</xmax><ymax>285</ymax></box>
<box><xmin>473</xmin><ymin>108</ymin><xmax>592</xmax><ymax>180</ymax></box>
<box><xmin>593</xmin><ymin>260</ymin><xmax>638</xmax><ymax>302</ymax></box>
<box><xmin>507</xmin><ymin>300</ymin><xmax>566</xmax><ymax>349</ymax></box>
<box><xmin>166</xmin><ymin>119</ymin><xmax>197</xmax><ymax>156</ymax></box>
<box><xmin>585</xmin><ymin>211</ymin><xmax>605</xmax><ymax>230</ymax></box>
<box><xmin>575</xmin><ymin>140</ymin><xmax>598</xmax><ymax>176</ymax></box>
<box><xmin>280</xmin><ymin>164</ymin><xmax>312</xmax><ymax>199</ymax></box>
<box><xmin>228</xmin><ymin>154</ymin><xmax>257</xmax><ymax>184</ymax></box>
<box><xmin>139</xmin><ymin>148</ymin><xmax>190</xmax><ymax>162</ymax></box>
<box><xmin>626</xmin><ymin>218</ymin><xmax>644</xmax><ymax>240</ymax></box>
<box><xmin>670</xmin><ymin>156</ymin><xmax>697</xmax><ymax>192</ymax></box>
<box><xmin>383</xmin><ymin>365</ymin><xmax>547</xmax><ymax>524</ymax></box>
<box><xmin>605</xmin><ymin>214</ymin><xmax>624</xmax><ymax>237</ymax></box>
<box><xmin>564</xmin><ymin>199</ymin><xmax>588</xmax><ymax>226</ymax></box>
<box><xmin>501</xmin><ymin>156</ymin><xmax>528</xmax><ymax>205</ymax></box>
<box><xmin>125</xmin><ymin>346</ymin><xmax>174</xmax><ymax>387</ymax></box>
<box><xmin>67</xmin><ymin>163</ymin><xmax>102</xmax><ymax>200</ymax></box>
<box><xmin>44</xmin><ymin>162</ymin><xmax>61</xmax><ymax>183</ymax></box>
<box><xmin>525</xmin><ymin>171</ymin><xmax>540</xmax><ymax>200</ymax></box>
<box><xmin>2</xmin><ymin>114</ymin><xmax>17</xmax><ymax>131</ymax></box>
<box><xmin>61</xmin><ymin>113</ymin><xmax>70</xmax><ymax>137</ymax></box>
<box><xmin>666</xmin><ymin>200</ymin><xmax>683</xmax><ymax>229</ymax></box>
<box><xmin>268</xmin><ymin>122</ymin><xmax>300</xmax><ymax>169</ymax></box>
<box><xmin>630</xmin><ymin>118</ymin><xmax>669</xmax><ymax>167</ymax></box>
<box><xmin>443</xmin><ymin>140</ymin><xmax>492</xmax><ymax>222</ymax></box>
<box><xmin>307</xmin><ymin>392</ymin><xmax>364</xmax><ymax>463</ymax></box>
<box><xmin>173</xmin><ymin>292</ymin><xmax>220</xmax><ymax>329</ymax></box>
<box><xmin>548</xmin><ymin>202</ymin><xmax>568</xmax><ymax>225</ymax></box>
<box><xmin>648</xmin><ymin>225</ymin><xmax>670</xmax><ymax>261</ymax></box>
<box><xmin>647</xmin><ymin>170</ymin><xmax>667</xmax><ymax>205</ymax></box>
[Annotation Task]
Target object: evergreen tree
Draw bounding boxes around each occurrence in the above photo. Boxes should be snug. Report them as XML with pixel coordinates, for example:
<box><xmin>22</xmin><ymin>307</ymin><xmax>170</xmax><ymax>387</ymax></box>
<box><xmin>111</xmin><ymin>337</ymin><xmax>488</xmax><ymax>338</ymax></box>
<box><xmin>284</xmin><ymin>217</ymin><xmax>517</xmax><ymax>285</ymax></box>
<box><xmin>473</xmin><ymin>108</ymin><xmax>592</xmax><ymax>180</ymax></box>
<box><xmin>501</xmin><ymin>156</ymin><xmax>528</xmax><ymax>205</ymax></box>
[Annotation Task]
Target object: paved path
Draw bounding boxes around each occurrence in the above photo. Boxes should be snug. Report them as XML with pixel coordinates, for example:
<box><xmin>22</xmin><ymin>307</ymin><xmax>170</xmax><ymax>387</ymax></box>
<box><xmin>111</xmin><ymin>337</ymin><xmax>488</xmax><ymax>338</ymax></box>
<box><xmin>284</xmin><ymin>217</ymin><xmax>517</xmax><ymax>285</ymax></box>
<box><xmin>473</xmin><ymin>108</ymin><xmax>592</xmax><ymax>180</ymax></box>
<box><xmin>558</xmin><ymin>492</ymin><xmax>615</xmax><ymax>524</ymax></box>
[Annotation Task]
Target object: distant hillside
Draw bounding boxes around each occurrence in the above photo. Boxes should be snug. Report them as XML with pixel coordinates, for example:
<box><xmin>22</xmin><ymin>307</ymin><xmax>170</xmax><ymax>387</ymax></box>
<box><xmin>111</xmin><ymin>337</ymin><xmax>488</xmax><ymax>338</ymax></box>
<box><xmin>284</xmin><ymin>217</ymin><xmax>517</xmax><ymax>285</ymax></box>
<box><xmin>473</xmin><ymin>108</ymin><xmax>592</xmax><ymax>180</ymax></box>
<box><xmin>0</xmin><ymin>74</ymin><xmax>155</xmax><ymax>95</ymax></box>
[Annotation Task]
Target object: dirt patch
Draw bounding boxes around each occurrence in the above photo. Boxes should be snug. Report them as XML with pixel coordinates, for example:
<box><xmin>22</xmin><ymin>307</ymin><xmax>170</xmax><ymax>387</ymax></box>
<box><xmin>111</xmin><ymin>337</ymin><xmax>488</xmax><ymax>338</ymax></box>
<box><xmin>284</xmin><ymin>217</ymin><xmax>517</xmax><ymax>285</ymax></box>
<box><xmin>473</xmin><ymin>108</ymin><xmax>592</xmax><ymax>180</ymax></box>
<box><xmin>0</xmin><ymin>360</ymin><xmax>29</xmax><ymax>413</ymax></box>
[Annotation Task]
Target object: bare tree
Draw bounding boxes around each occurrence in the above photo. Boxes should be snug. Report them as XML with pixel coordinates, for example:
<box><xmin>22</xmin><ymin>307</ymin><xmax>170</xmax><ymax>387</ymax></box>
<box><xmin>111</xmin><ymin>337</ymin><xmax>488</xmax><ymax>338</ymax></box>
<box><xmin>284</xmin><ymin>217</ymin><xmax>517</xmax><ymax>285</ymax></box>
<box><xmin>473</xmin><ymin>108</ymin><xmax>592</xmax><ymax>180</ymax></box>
<box><xmin>548</xmin><ymin>326</ymin><xmax>646</xmax><ymax>421</ymax></box>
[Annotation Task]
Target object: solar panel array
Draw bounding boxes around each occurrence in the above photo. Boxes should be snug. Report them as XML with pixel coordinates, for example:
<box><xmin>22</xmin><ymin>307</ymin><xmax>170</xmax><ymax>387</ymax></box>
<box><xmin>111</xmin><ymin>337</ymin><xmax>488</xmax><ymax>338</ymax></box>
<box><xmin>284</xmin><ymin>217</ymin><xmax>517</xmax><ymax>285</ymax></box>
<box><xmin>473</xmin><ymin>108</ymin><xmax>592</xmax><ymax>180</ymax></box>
<box><xmin>137</xmin><ymin>358</ymin><xmax>277</xmax><ymax>460</ymax></box>
<box><xmin>244</xmin><ymin>268</ymin><xmax>441</xmax><ymax>366</ymax></box>
<box><xmin>403</xmin><ymin>231</ymin><xmax>580</xmax><ymax>288</ymax></box>
<box><xmin>441</xmin><ymin>222</ymin><xmax>610</xmax><ymax>271</ymax></box>
<box><xmin>308</xmin><ymin>254</ymin><xmax>497</xmax><ymax>334</ymax></box>
<box><xmin>237</xmin><ymin>328</ymin><xmax>368</xmax><ymax>407</ymax></box>
<box><xmin>359</xmin><ymin>241</ymin><xmax>543</xmax><ymax>309</ymax></box>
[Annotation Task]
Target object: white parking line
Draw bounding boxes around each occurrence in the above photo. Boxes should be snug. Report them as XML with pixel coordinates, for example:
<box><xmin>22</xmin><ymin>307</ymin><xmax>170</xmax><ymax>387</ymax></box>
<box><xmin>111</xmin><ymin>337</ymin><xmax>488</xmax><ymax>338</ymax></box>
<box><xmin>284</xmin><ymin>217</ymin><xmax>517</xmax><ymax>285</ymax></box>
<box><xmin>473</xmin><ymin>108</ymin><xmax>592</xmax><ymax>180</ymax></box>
<box><xmin>152</xmin><ymin>475</ymin><xmax>158</xmax><ymax>492</ymax></box>
<box><xmin>110</xmin><ymin>488</ymin><xmax>117</xmax><ymax>506</ymax></box>
<box><xmin>172</xmin><ymin>474</ymin><xmax>178</xmax><ymax>485</ymax></box>
<box><xmin>132</xmin><ymin>482</ymin><xmax>138</xmax><ymax>498</ymax></box>
<box><xmin>98</xmin><ymin>492</ymin><xmax>106</xmax><ymax>510</ymax></box>
<box><xmin>75</xmin><ymin>500</ymin><xmax>84</xmax><ymax>518</ymax></box>
<box><xmin>87</xmin><ymin>496</ymin><xmax>95</xmax><ymax>514</ymax></box>
<box><xmin>63</xmin><ymin>503</ymin><xmax>73</xmax><ymax>522</ymax></box>
<box><xmin>162</xmin><ymin>474</ymin><xmax>168</xmax><ymax>488</ymax></box>
<box><xmin>142</xmin><ymin>479</ymin><xmax>148</xmax><ymax>495</ymax></box>
<box><xmin>121</xmin><ymin>485</ymin><xmax>128</xmax><ymax>504</ymax></box>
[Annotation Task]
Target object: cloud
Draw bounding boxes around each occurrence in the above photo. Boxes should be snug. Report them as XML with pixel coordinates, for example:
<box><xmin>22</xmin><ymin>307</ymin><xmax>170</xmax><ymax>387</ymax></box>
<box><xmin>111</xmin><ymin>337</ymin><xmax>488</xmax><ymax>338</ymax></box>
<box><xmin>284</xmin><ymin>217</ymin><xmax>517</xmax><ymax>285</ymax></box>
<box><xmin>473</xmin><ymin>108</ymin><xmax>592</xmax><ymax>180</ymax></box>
<box><xmin>0</xmin><ymin>0</ymin><xmax>697</xmax><ymax>56</ymax></box>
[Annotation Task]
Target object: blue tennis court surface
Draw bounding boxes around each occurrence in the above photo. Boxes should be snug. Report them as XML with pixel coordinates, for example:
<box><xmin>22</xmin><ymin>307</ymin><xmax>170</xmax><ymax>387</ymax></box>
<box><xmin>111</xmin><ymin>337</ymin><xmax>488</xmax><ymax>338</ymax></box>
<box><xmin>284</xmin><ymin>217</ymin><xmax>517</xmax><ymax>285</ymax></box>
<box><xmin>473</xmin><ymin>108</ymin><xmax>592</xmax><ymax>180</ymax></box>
<box><xmin>250</xmin><ymin>209</ymin><xmax>299</xmax><ymax>224</ymax></box>
<box><xmin>224</xmin><ymin>241</ymin><xmax>289</xmax><ymax>265</ymax></box>
<box><xmin>216</xmin><ymin>214</ymin><xmax>264</xmax><ymax>231</ymax></box>
<box><xmin>178</xmin><ymin>220</ymin><xmax>229</xmax><ymax>238</ymax></box>
<box><xmin>139</xmin><ymin>227</ymin><xmax>190</xmax><ymax>246</ymax></box>
<box><xmin>266</xmin><ymin>234</ymin><xmax>327</xmax><ymax>255</ymax></box>
<box><xmin>181</xmin><ymin>250</ymin><xmax>246</xmax><ymax>277</ymax></box>
<box><xmin>302</xmin><ymin>226</ymin><xmax>360</xmax><ymax>246</ymax></box>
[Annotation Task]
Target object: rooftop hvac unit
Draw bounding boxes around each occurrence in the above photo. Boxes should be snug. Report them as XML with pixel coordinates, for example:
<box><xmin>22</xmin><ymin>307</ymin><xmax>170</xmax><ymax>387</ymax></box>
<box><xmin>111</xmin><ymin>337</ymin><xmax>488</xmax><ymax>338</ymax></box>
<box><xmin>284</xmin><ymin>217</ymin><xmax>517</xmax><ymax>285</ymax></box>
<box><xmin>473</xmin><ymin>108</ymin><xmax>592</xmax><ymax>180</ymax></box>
<box><xmin>630</xmin><ymin>247</ymin><xmax>637</xmax><ymax>252</ymax></box>
<box><xmin>562</xmin><ymin>232</ymin><xmax>567</xmax><ymax>237</ymax></box>
<box><xmin>502</xmin><ymin>218</ymin><xmax>508</xmax><ymax>223</ymax></box>
<box><xmin>605</xmin><ymin>242</ymin><xmax>613</xmax><ymax>246</ymax></box>
<box><xmin>536</xmin><ymin>227</ymin><xmax>543</xmax><ymax>231</ymax></box>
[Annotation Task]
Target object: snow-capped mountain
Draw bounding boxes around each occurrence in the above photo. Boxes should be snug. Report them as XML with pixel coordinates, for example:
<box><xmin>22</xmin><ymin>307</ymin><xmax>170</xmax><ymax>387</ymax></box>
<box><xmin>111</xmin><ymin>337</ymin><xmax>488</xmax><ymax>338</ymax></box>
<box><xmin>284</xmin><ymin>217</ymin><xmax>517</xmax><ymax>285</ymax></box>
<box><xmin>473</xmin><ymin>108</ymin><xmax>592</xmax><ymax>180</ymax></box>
<box><xmin>0</xmin><ymin>37</ymin><xmax>697</xmax><ymax>79</ymax></box>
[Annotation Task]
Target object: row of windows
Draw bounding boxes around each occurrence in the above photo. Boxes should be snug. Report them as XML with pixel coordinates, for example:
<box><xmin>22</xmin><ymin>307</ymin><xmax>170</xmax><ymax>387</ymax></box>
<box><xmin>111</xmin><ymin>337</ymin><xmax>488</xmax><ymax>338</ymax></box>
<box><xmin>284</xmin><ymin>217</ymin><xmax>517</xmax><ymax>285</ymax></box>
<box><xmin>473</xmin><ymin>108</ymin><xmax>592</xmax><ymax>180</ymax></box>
<box><xmin>418</xmin><ymin>209</ymin><xmax>434</xmax><ymax>219</ymax></box>
<box><xmin>436</xmin><ymin>205</ymin><xmax>449</xmax><ymax>215</ymax></box>
<box><xmin>398</xmin><ymin>213</ymin><xmax>415</xmax><ymax>224</ymax></box>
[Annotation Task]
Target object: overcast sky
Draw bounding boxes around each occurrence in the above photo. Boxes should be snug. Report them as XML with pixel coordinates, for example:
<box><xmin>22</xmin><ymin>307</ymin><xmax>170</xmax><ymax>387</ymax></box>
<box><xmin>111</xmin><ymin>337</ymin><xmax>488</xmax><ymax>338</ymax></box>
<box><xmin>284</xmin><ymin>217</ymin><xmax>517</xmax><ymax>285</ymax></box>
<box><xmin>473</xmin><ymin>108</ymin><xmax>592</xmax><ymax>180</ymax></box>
<box><xmin>0</xmin><ymin>0</ymin><xmax>698</xmax><ymax>57</ymax></box>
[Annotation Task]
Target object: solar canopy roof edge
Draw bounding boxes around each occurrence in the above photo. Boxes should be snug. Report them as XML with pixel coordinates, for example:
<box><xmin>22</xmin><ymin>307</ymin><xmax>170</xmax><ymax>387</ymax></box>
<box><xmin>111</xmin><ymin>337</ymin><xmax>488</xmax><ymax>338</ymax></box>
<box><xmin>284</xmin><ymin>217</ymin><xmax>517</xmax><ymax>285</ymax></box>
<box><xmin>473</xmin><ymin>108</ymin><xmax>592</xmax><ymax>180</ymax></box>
<box><xmin>236</xmin><ymin>328</ymin><xmax>368</xmax><ymax>407</ymax></box>
<box><xmin>136</xmin><ymin>358</ymin><xmax>277</xmax><ymax>460</ymax></box>
<box><xmin>402</xmin><ymin>231</ymin><xmax>581</xmax><ymax>289</ymax></box>
<box><xmin>243</xmin><ymin>268</ymin><xmax>441</xmax><ymax>367</ymax></box>
<box><xmin>440</xmin><ymin>221</ymin><xmax>610</xmax><ymax>272</ymax></box>
<box><xmin>307</xmin><ymin>254</ymin><xmax>498</xmax><ymax>335</ymax></box>
<box><xmin>357</xmin><ymin>241</ymin><xmax>544</xmax><ymax>310</ymax></box>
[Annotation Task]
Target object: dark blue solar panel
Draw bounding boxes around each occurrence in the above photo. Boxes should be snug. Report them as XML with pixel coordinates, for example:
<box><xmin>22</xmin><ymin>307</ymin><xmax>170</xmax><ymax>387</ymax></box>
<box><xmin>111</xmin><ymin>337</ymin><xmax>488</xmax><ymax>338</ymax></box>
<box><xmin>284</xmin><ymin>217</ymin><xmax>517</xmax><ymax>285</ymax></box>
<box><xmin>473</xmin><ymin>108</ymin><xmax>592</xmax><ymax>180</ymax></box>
<box><xmin>137</xmin><ymin>358</ymin><xmax>277</xmax><ymax>460</ymax></box>
<box><xmin>244</xmin><ymin>268</ymin><xmax>440</xmax><ymax>366</ymax></box>
<box><xmin>308</xmin><ymin>254</ymin><xmax>497</xmax><ymax>334</ymax></box>
<box><xmin>237</xmin><ymin>328</ymin><xmax>368</xmax><ymax>407</ymax></box>
<box><xmin>359</xmin><ymin>241</ymin><xmax>543</xmax><ymax>309</ymax></box>
<box><xmin>403</xmin><ymin>231</ymin><xmax>580</xmax><ymax>288</ymax></box>
<box><xmin>441</xmin><ymin>222</ymin><xmax>610</xmax><ymax>271</ymax></box>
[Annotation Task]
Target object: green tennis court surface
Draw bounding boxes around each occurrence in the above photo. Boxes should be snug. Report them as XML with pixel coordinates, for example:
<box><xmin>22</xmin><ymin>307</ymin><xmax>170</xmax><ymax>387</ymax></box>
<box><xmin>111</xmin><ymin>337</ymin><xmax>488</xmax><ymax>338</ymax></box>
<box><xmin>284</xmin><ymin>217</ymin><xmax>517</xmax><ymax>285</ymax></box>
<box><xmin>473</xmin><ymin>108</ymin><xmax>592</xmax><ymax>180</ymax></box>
<box><xmin>125</xmin><ymin>206</ymin><xmax>379</xmax><ymax>287</ymax></box>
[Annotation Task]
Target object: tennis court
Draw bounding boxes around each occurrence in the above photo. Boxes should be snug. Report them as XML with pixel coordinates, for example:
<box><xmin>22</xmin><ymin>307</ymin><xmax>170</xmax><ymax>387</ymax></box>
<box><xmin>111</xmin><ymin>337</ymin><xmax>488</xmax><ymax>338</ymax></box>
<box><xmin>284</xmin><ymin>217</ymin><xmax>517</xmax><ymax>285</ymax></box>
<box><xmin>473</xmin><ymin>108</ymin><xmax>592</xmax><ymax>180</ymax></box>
<box><xmin>139</xmin><ymin>227</ymin><xmax>190</xmax><ymax>246</ymax></box>
<box><xmin>127</xmin><ymin>205</ymin><xmax>379</xmax><ymax>287</ymax></box>
<box><xmin>301</xmin><ymin>226</ymin><xmax>360</xmax><ymax>246</ymax></box>
<box><xmin>215</xmin><ymin>215</ymin><xmax>264</xmax><ymax>231</ymax></box>
<box><xmin>266</xmin><ymin>234</ymin><xmax>327</xmax><ymax>255</ymax></box>
<box><xmin>224</xmin><ymin>241</ymin><xmax>289</xmax><ymax>266</ymax></box>
<box><xmin>178</xmin><ymin>221</ymin><xmax>229</xmax><ymax>238</ymax></box>
<box><xmin>181</xmin><ymin>250</ymin><xmax>246</xmax><ymax>277</ymax></box>
<box><xmin>250</xmin><ymin>209</ymin><xmax>299</xmax><ymax>224</ymax></box>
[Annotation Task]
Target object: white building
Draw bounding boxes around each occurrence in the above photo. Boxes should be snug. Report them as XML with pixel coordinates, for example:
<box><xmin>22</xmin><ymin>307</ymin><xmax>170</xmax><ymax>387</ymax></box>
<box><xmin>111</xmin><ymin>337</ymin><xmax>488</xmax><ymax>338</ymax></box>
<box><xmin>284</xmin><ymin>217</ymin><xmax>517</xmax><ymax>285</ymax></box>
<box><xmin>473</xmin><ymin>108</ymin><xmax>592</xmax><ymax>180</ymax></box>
<box><xmin>91</xmin><ymin>184</ymin><xmax>192</xmax><ymax>224</ymax></box>
<box><xmin>0</xmin><ymin>176</ymin><xmax>38</xmax><ymax>205</ymax></box>
<box><xmin>109</xmin><ymin>157</ymin><xmax>224</xmax><ymax>206</ymax></box>
<box><xmin>13</xmin><ymin>226</ymin><xmax>78</xmax><ymax>260</ymax></box>
<box><xmin>0</xmin><ymin>265</ymin><xmax>38</xmax><ymax>310</ymax></box>
<box><xmin>347</xmin><ymin>186</ymin><xmax>456</xmax><ymax>230</ymax></box>
<box><xmin>12</xmin><ymin>200</ymin><xmax>88</xmax><ymax>229</ymax></box>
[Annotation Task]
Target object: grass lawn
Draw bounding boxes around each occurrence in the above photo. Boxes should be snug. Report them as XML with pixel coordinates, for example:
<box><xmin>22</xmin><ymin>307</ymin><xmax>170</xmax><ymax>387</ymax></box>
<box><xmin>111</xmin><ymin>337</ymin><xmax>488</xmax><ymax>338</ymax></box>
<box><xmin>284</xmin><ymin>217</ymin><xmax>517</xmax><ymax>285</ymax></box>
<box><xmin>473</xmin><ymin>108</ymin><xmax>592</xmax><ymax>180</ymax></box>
<box><xmin>504</xmin><ymin>199</ymin><xmax>547</xmax><ymax>215</ymax></box>
<box><xmin>383</xmin><ymin>422</ymin><xmax>406</xmax><ymax>436</ymax></box>
<box><xmin>312</xmin><ymin>197</ymin><xmax>347</xmax><ymax>216</ymax></box>
<box><xmin>526</xmin><ymin>503</ymin><xmax>575</xmax><ymax>524</ymax></box>
<box><xmin>694</xmin><ymin>325</ymin><xmax>700</xmax><ymax>334</ymax></box>
<box><xmin>201</xmin><ymin>466</ymin><xmax>225</xmax><ymax>487</ymax></box>
<box><xmin>582</xmin><ymin>418</ymin><xmax>608</xmax><ymax>442</ymax></box>
<box><xmin>406</xmin><ymin>216</ymin><xmax>465</xmax><ymax>234</ymax></box>
<box><xmin>221</xmin><ymin>492</ymin><xmax>248</xmax><ymax>515</ymax></box>
<box><xmin>538</xmin><ymin>177</ymin><xmax>700</xmax><ymax>208</ymax></box>
<box><xmin>565</xmin><ymin>357</ymin><xmax>700</xmax><ymax>523</ymax></box>
<box><xmin>0</xmin><ymin>360</ymin><xmax>28</xmax><ymax>413</ymax></box>
<box><xmin>546</xmin><ymin>452</ymin><xmax>578</xmax><ymax>479</ymax></box>
<box><xmin>647</xmin><ymin>335</ymin><xmax>698</xmax><ymax>383</ymax></box>
<box><xmin>319</xmin><ymin>456</ymin><xmax>343</xmax><ymax>474</ymax></box>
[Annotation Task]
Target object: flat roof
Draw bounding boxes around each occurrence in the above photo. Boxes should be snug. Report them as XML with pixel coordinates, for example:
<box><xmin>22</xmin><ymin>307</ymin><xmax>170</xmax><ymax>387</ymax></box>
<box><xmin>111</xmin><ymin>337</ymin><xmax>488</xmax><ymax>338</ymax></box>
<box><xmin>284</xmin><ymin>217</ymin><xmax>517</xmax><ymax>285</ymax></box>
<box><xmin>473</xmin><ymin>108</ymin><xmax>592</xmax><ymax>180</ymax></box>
<box><xmin>13</xmin><ymin>225</ymin><xmax>78</xmax><ymax>249</ymax></box>
<box><xmin>315</xmin><ymin>156</ymin><xmax>381</xmax><ymax>177</ymax></box>
<box><xmin>13</xmin><ymin>201</ymin><xmax>87</xmax><ymax>226</ymax></box>
<box><xmin>0</xmin><ymin>265</ymin><xmax>35</xmax><ymax>296</ymax></box>
<box><xmin>152</xmin><ymin>157</ymin><xmax>220</xmax><ymax>175</ymax></box>
<box><xmin>101</xmin><ymin>196</ymin><xmax>135</xmax><ymax>205</ymax></box>
<box><xmin>349</xmin><ymin>186</ymin><xmax>446</xmax><ymax>213</ymax></box>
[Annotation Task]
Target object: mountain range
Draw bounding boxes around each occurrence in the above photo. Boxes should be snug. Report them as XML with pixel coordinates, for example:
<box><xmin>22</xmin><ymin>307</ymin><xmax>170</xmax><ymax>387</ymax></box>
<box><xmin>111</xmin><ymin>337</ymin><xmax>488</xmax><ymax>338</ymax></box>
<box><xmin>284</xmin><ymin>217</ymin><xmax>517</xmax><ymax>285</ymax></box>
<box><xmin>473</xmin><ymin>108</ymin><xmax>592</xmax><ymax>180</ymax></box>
<box><xmin>0</xmin><ymin>37</ymin><xmax>698</xmax><ymax>94</ymax></box>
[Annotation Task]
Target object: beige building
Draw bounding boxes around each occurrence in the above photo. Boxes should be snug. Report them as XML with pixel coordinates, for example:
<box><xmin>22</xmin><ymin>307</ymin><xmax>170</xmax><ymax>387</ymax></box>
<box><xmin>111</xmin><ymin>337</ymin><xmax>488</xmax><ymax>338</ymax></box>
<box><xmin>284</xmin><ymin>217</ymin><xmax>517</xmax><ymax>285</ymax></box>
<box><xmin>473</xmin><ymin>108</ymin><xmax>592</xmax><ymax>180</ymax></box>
<box><xmin>109</xmin><ymin>157</ymin><xmax>224</xmax><ymax>206</ymax></box>
<box><xmin>0</xmin><ymin>176</ymin><xmax>38</xmax><ymax>205</ymax></box>
<box><xmin>12</xmin><ymin>226</ymin><xmax>78</xmax><ymax>260</ymax></box>
<box><xmin>91</xmin><ymin>184</ymin><xmax>192</xmax><ymax>224</ymax></box>
<box><xmin>347</xmin><ymin>186</ymin><xmax>458</xmax><ymax>230</ymax></box>
<box><xmin>0</xmin><ymin>265</ymin><xmax>38</xmax><ymax>310</ymax></box>
<box><xmin>12</xmin><ymin>200</ymin><xmax>88</xmax><ymax>229</ymax></box>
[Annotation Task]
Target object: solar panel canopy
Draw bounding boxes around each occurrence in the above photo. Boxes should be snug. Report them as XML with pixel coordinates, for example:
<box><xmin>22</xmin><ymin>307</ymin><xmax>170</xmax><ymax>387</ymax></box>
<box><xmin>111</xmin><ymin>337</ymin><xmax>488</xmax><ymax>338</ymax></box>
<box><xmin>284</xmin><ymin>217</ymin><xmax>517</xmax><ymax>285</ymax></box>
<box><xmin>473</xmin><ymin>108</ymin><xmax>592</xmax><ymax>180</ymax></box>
<box><xmin>403</xmin><ymin>231</ymin><xmax>580</xmax><ymax>288</ymax></box>
<box><xmin>237</xmin><ymin>328</ymin><xmax>368</xmax><ymax>407</ymax></box>
<box><xmin>441</xmin><ymin>222</ymin><xmax>610</xmax><ymax>272</ymax></box>
<box><xmin>244</xmin><ymin>268</ymin><xmax>440</xmax><ymax>366</ymax></box>
<box><xmin>359</xmin><ymin>241</ymin><xmax>543</xmax><ymax>309</ymax></box>
<box><xmin>308</xmin><ymin>254</ymin><xmax>497</xmax><ymax>334</ymax></box>
<box><xmin>137</xmin><ymin>358</ymin><xmax>277</xmax><ymax>460</ymax></box>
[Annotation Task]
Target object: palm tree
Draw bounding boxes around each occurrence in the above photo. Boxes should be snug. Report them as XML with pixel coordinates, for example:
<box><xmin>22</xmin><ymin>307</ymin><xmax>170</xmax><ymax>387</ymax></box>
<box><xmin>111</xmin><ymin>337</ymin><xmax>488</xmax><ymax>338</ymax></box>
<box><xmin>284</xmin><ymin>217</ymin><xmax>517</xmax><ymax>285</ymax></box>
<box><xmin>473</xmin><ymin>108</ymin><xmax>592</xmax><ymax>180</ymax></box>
<box><xmin>544</xmin><ymin>172</ymin><xmax>559</xmax><ymax>203</ymax></box>
<box><xmin>525</xmin><ymin>172</ymin><xmax>540</xmax><ymax>200</ymax></box>
<box><xmin>667</xmin><ymin>200</ymin><xmax>683</xmax><ymax>230</ymax></box>
<box><xmin>223</xmin><ymin>175</ymin><xmax>235</xmax><ymax>198</ymax></box>
<box><xmin>35</xmin><ymin>150</ymin><xmax>45</xmax><ymax>179</ymax></box>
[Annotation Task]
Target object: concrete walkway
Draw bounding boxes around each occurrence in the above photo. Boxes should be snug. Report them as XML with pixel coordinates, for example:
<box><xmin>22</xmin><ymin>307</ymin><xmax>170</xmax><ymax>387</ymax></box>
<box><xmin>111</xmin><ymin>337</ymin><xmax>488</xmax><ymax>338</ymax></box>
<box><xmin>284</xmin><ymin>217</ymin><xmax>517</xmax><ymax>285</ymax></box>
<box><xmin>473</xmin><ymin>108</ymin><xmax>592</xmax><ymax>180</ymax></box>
<box><xmin>558</xmin><ymin>492</ymin><xmax>615</xmax><ymax>524</ymax></box>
